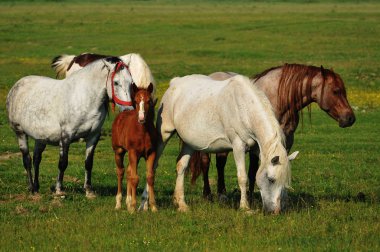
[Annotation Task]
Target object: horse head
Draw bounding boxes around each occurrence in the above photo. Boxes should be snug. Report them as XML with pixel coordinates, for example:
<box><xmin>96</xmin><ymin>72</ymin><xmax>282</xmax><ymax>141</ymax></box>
<box><xmin>104</xmin><ymin>57</ymin><xmax>134</xmax><ymax>109</ymax></box>
<box><xmin>131</xmin><ymin>83</ymin><xmax>154</xmax><ymax>124</ymax></box>
<box><xmin>256</xmin><ymin>149</ymin><xmax>299</xmax><ymax>214</ymax></box>
<box><xmin>313</xmin><ymin>66</ymin><xmax>356</xmax><ymax>128</ymax></box>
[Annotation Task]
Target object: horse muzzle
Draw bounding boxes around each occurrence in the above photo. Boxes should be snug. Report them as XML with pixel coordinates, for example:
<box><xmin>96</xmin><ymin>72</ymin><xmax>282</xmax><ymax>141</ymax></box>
<box><xmin>138</xmin><ymin>111</ymin><xmax>146</xmax><ymax>124</ymax></box>
<box><xmin>339</xmin><ymin>112</ymin><xmax>356</xmax><ymax>128</ymax></box>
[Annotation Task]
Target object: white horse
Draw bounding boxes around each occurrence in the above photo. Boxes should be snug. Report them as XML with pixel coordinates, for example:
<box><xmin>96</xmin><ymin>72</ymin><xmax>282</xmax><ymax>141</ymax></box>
<box><xmin>51</xmin><ymin>53</ymin><xmax>156</xmax><ymax>106</ymax></box>
<box><xmin>6</xmin><ymin>57</ymin><xmax>134</xmax><ymax>197</ymax></box>
<box><xmin>143</xmin><ymin>74</ymin><xmax>298</xmax><ymax>214</ymax></box>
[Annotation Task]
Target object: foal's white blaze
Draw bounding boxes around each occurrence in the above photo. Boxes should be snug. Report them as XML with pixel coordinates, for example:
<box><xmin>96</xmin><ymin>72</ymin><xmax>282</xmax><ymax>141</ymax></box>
<box><xmin>138</xmin><ymin>98</ymin><xmax>145</xmax><ymax>123</ymax></box>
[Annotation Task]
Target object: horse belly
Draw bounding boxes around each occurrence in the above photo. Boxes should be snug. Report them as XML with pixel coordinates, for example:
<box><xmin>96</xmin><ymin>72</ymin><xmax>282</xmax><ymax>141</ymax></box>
<box><xmin>178</xmin><ymin>125</ymin><xmax>231</xmax><ymax>152</ymax></box>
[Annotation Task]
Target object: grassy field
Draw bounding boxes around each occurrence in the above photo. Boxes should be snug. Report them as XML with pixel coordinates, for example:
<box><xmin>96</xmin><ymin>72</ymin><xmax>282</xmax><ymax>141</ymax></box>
<box><xmin>0</xmin><ymin>0</ymin><xmax>379</xmax><ymax>251</ymax></box>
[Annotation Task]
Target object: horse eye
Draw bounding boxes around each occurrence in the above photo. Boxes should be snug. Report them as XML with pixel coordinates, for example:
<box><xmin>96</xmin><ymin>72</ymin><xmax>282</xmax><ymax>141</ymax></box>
<box><xmin>268</xmin><ymin>177</ymin><xmax>276</xmax><ymax>184</ymax></box>
<box><xmin>119</xmin><ymin>65</ymin><xmax>124</xmax><ymax>70</ymax></box>
<box><xmin>114</xmin><ymin>81</ymin><xmax>119</xmax><ymax>86</ymax></box>
<box><xmin>333</xmin><ymin>88</ymin><xmax>340</xmax><ymax>95</ymax></box>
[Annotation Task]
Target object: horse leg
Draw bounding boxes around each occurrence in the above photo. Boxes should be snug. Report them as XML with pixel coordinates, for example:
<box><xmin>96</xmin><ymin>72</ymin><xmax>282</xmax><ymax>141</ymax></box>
<box><xmin>55</xmin><ymin>137</ymin><xmax>70</xmax><ymax>196</ymax></box>
<box><xmin>174</xmin><ymin>144</ymin><xmax>194</xmax><ymax>212</ymax></box>
<box><xmin>32</xmin><ymin>141</ymin><xmax>46</xmax><ymax>193</ymax></box>
<box><xmin>232</xmin><ymin>140</ymin><xmax>249</xmax><ymax>210</ymax></box>
<box><xmin>248</xmin><ymin>150</ymin><xmax>259</xmax><ymax>206</ymax></box>
<box><xmin>127</xmin><ymin>150</ymin><xmax>139</xmax><ymax>213</ymax></box>
<box><xmin>17</xmin><ymin>133</ymin><xmax>33</xmax><ymax>192</ymax></box>
<box><xmin>84</xmin><ymin>134</ymin><xmax>100</xmax><ymax>198</ymax></box>
<box><xmin>201</xmin><ymin>153</ymin><xmax>212</xmax><ymax>199</ymax></box>
<box><xmin>216</xmin><ymin>152</ymin><xmax>228</xmax><ymax>200</ymax></box>
<box><xmin>139</xmin><ymin>130</ymin><xmax>174</xmax><ymax>211</ymax></box>
<box><xmin>114</xmin><ymin>148</ymin><xmax>125</xmax><ymax>210</ymax></box>
<box><xmin>146</xmin><ymin>151</ymin><xmax>157</xmax><ymax>212</ymax></box>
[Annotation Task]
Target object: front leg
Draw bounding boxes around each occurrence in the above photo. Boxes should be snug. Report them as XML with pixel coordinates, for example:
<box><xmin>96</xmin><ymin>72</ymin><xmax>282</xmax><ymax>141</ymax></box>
<box><xmin>248</xmin><ymin>150</ymin><xmax>259</xmax><ymax>205</ymax></box>
<box><xmin>232</xmin><ymin>139</ymin><xmax>249</xmax><ymax>210</ymax></box>
<box><xmin>174</xmin><ymin>144</ymin><xmax>194</xmax><ymax>212</ymax></box>
<box><xmin>84</xmin><ymin>133</ymin><xmax>100</xmax><ymax>198</ymax></box>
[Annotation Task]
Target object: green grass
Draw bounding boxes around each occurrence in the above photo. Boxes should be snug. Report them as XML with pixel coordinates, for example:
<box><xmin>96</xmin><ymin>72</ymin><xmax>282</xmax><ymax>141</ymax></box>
<box><xmin>0</xmin><ymin>1</ymin><xmax>379</xmax><ymax>251</ymax></box>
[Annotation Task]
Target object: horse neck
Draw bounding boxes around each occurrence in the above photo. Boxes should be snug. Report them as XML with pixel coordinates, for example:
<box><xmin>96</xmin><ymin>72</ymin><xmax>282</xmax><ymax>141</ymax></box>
<box><xmin>67</xmin><ymin>62</ymin><xmax>110</xmax><ymax>102</ymax></box>
<box><xmin>254</xmin><ymin>66</ymin><xmax>318</xmax><ymax>135</ymax></box>
<box><xmin>242</xmin><ymin>85</ymin><xmax>285</xmax><ymax>158</ymax></box>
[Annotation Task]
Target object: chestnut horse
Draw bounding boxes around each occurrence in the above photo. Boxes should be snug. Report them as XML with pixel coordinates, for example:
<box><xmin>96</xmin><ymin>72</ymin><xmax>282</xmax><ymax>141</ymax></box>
<box><xmin>112</xmin><ymin>83</ymin><xmax>157</xmax><ymax>212</ymax></box>
<box><xmin>191</xmin><ymin>64</ymin><xmax>356</xmax><ymax>200</ymax></box>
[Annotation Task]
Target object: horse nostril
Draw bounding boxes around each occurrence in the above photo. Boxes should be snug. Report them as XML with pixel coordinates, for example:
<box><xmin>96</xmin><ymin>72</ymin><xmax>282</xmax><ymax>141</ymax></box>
<box><xmin>348</xmin><ymin>115</ymin><xmax>356</xmax><ymax>125</ymax></box>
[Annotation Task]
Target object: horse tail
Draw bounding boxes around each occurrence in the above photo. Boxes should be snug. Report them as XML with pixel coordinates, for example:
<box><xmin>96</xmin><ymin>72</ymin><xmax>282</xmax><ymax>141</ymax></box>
<box><xmin>51</xmin><ymin>54</ymin><xmax>75</xmax><ymax>79</ymax></box>
<box><xmin>189</xmin><ymin>151</ymin><xmax>205</xmax><ymax>185</ymax></box>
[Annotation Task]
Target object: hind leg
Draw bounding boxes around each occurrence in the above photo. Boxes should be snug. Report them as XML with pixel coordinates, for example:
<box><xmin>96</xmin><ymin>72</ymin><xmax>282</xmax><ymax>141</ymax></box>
<box><xmin>55</xmin><ymin>137</ymin><xmax>70</xmax><ymax>195</ymax></box>
<box><xmin>174</xmin><ymin>144</ymin><xmax>194</xmax><ymax>212</ymax></box>
<box><xmin>140</xmin><ymin>107</ymin><xmax>176</xmax><ymax>210</ymax></box>
<box><xmin>146</xmin><ymin>151</ymin><xmax>157</xmax><ymax>212</ymax></box>
<box><xmin>32</xmin><ymin>141</ymin><xmax>46</xmax><ymax>193</ymax></box>
<box><xmin>84</xmin><ymin>134</ymin><xmax>100</xmax><ymax>198</ymax></box>
<box><xmin>17</xmin><ymin>134</ymin><xmax>33</xmax><ymax>192</ymax></box>
<box><xmin>216</xmin><ymin>152</ymin><xmax>228</xmax><ymax>199</ymax></box>
<box><xmin>200</xmin><ymin>153</ymin><xmax>212</xmax><ymax>199</ymax></box>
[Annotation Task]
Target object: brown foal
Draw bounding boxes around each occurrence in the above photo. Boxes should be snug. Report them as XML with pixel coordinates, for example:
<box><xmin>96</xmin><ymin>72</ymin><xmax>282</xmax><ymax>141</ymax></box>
<box><xmin>112</xmin><ymin>83</ymin><xmax>158</xmax><ymax>212</ymax></box>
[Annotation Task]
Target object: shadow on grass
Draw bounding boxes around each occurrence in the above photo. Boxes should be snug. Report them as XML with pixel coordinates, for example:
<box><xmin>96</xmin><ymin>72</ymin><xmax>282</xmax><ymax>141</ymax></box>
<box><xmin>44</xmin><ymin>182</ymin><xmax>374</xmax><ymax>213</ymax></box>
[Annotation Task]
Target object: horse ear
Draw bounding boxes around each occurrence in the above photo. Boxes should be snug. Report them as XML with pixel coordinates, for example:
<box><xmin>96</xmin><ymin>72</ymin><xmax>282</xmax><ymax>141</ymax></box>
<box><xmin>147</xmin><ymin>83</ymin><xmax>154</xmax><ymax>94</ymax></box>
<box><xmin>288</xmin><ymin>151</ymin><xmax>299</xmax><ymax>161</ymax></box>
<box><xmin>152</xmin><ymin>97</ymin><xmax>158</xmax><ymax>107</ymax></box>
<box><xmin>271</xmin><ymin>156</ymin><xmax>280</xmax><ymax>165</ymax></box>
<box><xmin>131</xmin><ymin>83</ymin><xmax>139</xmax><ymax>97</ymax></box>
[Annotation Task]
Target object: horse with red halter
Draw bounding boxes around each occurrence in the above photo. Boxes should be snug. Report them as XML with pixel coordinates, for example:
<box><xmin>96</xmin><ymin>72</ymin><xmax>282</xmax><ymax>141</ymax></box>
<box><xmin>51</xmin><ymin>52</ymin><xmax>156</xmax><ymax>110</ymax></box>
<box><xmin>6</xmin><ymin>57</ymin><xmax>134</xmax><ymax>197</ymax></box>
<box><xmin>112</xmin><ymin>83</ymin><xmax>158</xmax><ymax>212</ymax></box>
<box><xmin>191</xmin><ymin>63</ymin><xmax>356</xmax><ymax>200</ymax></box>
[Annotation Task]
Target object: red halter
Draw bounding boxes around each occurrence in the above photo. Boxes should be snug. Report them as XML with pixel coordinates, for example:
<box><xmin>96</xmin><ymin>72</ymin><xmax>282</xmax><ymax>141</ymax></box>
<box><xmin>110</xmin><ymin>61</ymin><xmax>134</xmax><ymax>107</ymax></box>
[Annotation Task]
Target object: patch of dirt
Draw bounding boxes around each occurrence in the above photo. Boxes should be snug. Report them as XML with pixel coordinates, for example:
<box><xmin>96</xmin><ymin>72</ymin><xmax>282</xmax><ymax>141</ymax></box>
<box><xmin>0</xmin><ymin>151</ymin><xmax>21</xmax><ymax>162</ymax></box>
<box><xmin>64</xmin><ymin>175</ymin><xmax>81</xmax><ymax>183</ymax></box>
<box><xmin>15</xmin><ymin>205</ymin><xmax>29</xmax><ymax>215</ymax></box>
<box><xmin>0</xmin><ymin>193</ymin><xmax>42</xmax><ymax>204</ymax></box>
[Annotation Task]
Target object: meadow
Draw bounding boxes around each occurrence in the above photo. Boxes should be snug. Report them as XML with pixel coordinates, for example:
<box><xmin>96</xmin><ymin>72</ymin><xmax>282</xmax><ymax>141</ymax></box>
<box><xmin>0</xmin><ymin>0</ymin><xmax>379</xmax><ymax>251</ymax></box>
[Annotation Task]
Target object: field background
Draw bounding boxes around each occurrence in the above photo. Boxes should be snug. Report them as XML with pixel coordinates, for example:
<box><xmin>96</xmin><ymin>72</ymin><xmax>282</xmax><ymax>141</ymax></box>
<box><xmin>0</xmin><ymin>0</ymin><xmax>379</xmax><ymax>251</ymax></box>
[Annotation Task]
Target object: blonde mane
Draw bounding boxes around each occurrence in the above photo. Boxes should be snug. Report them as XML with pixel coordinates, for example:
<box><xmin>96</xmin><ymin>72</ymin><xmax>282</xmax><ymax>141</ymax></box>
<box><xmin>120</xmin><ymin>53</ymin><xmax>156</xmax><ymax>98</ymax></box>
<box><xmin>249</xmin><ymin>83</ymin><xmax>291</xmax><ymax>187</ymax></box>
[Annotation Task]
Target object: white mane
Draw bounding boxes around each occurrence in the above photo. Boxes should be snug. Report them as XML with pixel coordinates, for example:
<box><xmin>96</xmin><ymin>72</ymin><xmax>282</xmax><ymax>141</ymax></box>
<box><xmin>253</xmin><ymin>84</ymin><xmax>290</xmax><ymax>186</ymax></box>
<box><xmin>120</xmin><ymin>53</ymin><xmax>156</xmax><ymax>97</ymax></box>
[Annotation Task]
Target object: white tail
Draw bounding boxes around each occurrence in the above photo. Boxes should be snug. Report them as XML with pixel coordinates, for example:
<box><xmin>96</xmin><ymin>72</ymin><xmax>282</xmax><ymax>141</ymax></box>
<box><xmin>51</xmin><ymin>54</ymin><xmax>75</xmax><ymax>78</ymax></box>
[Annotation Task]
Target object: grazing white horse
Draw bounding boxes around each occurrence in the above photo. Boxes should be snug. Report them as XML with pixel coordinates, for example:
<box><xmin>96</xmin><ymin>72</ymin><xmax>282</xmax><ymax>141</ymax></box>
<box><xmin>6</xmin><ymin>57</ymin><xmax>134</xmax><ymax>197</ymax></box>
<box><xmin>51</xmin><ymin>53</ymin><xmax>156</xmax><ymax>105</ymax></box>
<box><xmin>142</xmin><ymin>74</ymin><xmax>298</xmax><ymax>214</ymax></box>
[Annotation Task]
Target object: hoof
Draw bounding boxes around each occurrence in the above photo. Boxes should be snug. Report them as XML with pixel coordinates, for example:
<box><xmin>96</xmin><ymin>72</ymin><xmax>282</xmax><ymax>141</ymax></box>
<box><xmin>115</xmin><ymin>203</ymin><xmax>122</xmax><ymax>210</ymax></box>
<box><xmin>203</xmin><ymin>193</ymin><xmax>213</xmax><ymax>202</ymax></box>
<box><xmin>138</xmin><ymin>201</ymin><xmax>149</xmax><ymax>212</ymax></box>
<box><xmin>177</xmin><ymin>204</ymin><xmax>189</xmax><ymax>212</ymax></box>
<box><xmin>54</xmin><ymin>189</ymin><xmax>66</xmax><ymax>198</ymax></box>
<box><xmin>29</xmin><ymin>193</ymin><xmax>42</xmax><ymax>201</ymax></box>
<box><xmin>127</xmin><ymin>207</ymin><xmax>136</xmax><ymax>214</ymax></box>
<box><xmin>151</xmin><ymin>205</ymin><xmax>158</xmax><ymax>212</ymax></box>
<box><xmin>218</xmin><ymin>194</ymin><xmax>228</xmax><ymax>203</ymax></box>
<box><xmin>85</xmin><ymin>190</ymin><xmax>97</xmax><ymax>199</ymax></box>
